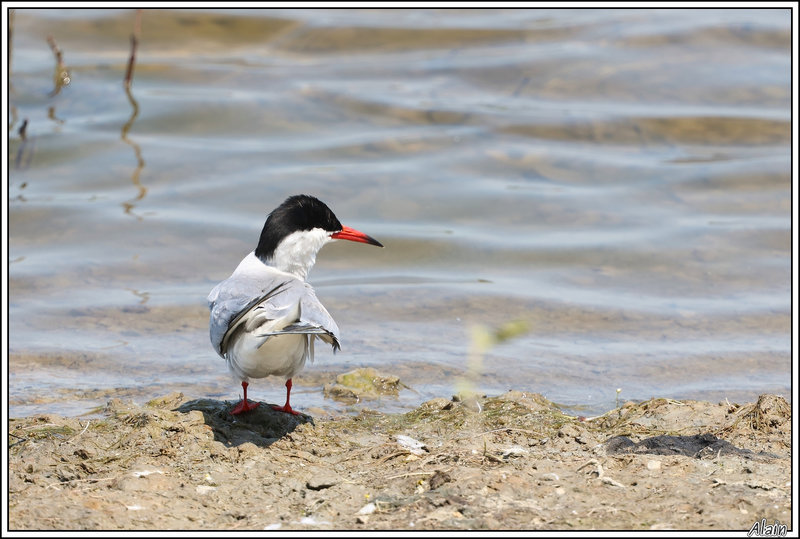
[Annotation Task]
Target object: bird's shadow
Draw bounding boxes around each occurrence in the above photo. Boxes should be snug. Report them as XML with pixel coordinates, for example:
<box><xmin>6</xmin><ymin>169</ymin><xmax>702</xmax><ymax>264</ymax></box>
<box><xmin>175</xmin><ymin>398</ymin><xmax>313</xmax><ymax>448</ymax></box>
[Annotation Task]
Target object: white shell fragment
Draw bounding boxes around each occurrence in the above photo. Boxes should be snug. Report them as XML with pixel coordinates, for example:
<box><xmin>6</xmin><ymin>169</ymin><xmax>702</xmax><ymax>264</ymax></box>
<box><xmin>131</xmin><ymin>470</ymin><xmax>164</xmax><ymax>478</ymax></box>
<box><xmin>502</xmin><ymin>445</ymin><xmax>529</xmax><ymax>458</ymax></box>
<box><xmin>358</xmin><ymin>502</ymin><xmax>377</xmax><ymax>515</ymax></box>
<box><xmin>196</xmin><ymin>485</ymin><xmax>217</xmax><ymax>495</ymax></box>
<box><xmin>396</xmin><ymin>434</ymin><xmax>427</xmax><ymax>455</ymax></box>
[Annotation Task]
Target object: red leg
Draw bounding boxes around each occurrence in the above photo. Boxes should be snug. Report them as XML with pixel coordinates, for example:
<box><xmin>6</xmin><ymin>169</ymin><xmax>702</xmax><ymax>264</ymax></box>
<box><xmin>231</xmin><ymin>381</ymin><xmax>260</xmax><ymax>415</ymax></box>
<box><xmin>272</xmin><ymin>378</ymin><xmax>301</xmax><ymax>415</ymax></box>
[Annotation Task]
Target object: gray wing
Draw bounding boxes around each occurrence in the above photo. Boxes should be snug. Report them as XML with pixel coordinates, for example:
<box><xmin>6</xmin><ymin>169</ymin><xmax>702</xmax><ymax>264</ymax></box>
<box><xmin>208</xmin><ymin>275</ymin><xmax>340</xmax><ymax>358</ymax></box>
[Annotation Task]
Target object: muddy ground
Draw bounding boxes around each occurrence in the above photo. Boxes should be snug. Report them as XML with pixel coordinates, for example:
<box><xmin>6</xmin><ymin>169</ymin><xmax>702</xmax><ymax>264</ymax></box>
<box><xmin>7</xmin><ymin>379</ymin><xmax>792</xmax><ymax>531</ymax></box>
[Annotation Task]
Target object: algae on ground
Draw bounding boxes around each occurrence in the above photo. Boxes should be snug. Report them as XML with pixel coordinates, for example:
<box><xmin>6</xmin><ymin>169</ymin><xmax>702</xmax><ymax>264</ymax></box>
<box><xmin>323</xmin><ymin>367</ymin><xmax>405</xmax><ymax>403</ymax></box>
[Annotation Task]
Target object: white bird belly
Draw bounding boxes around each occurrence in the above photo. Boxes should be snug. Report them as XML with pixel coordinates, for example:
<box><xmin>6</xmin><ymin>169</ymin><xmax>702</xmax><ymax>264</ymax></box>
<box><xmin>228</xmin><ymin>332</ymin><xmax>308</xmax><ymax>381</ymax></box>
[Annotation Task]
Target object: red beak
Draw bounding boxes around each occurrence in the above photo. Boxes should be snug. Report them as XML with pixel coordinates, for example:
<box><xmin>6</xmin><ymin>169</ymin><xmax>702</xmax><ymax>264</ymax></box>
<box><xmin>331</xmin><ymin>225</ymin><xmax>383</xmax><ymax>247</ymax></box>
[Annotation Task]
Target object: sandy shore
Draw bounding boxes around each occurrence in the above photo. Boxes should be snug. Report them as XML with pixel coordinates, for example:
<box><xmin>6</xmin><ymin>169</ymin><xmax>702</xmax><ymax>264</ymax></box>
<box><xmin>7</xmin><ymin>386</ymin><xmax>792</xmax><ymax>531</ymax></box>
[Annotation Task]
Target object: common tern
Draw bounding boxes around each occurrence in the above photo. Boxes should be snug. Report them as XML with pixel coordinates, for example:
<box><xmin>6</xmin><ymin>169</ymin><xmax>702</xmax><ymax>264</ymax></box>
<box><xmin>208</xmin><ymin>194</ymin><xmax>383</xmax><ymax>415</ymax></box>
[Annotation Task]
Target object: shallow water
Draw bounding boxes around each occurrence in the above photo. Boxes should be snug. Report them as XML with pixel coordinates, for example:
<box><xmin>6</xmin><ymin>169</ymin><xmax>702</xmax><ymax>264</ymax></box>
<box><xmin>7</xmin><ymin>8</ymin><xmax>792</xmax><ymax>417</ymax></box>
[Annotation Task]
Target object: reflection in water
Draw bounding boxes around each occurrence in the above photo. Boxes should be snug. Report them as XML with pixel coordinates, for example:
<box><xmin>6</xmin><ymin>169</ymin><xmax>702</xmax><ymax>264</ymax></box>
<box><xmin>11</xmin><ymin>31</ymin><xmax>68</xmax><ymax>172</ymax></box>
<box><xmin>47</xmin><ymin>106</ymin><xmax>64</xmax><ymax>125</ymax></box>
<box><xmin>14</xmin><ymin>119</ymin><xmax>34</xmax><ymax>171</ymax></box>
<box><xmin>121</xmin><ymin>84</ymin><xmax>147</xmax><ymax>219</ymax></box>
<box><xmin>127</xmin><ymin>288</ymin><xmax>151</xmax><ymax>305</ymax></box>
<box><xmin>120</xmin><ymin>11</ymin><xmax>147</xmax><ymax>219</ymax></box>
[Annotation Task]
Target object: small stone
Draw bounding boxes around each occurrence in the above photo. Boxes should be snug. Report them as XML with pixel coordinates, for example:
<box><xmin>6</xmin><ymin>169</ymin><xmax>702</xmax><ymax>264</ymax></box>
<box><xmin>307</xmin><ymin>472</ymin><xmax>340</xmax><ymax>490</ymax></box>
<box><xmin>358</xmin><ymin>502</ymin><xmax>377</xmax><ymax>515</ymax></box>
<box><xmin>73</xmin><ymin>448</ymin><xmax>95</xmax><ymax>460</ymax></box>
<box><xmin>196</xmin><ymin>485</ymin><xmax>216</xmax><ymax>495</ymax></box>
<box><xmin>421</xmin><ymin>398</ymin><xmax>452</xmax><ymax>411</ymax></box>
<box><xmin>575</xmin><ymin>432</ymin><xmax>597</xmax><ymax>445</ymax></box>
<box><xmin>502</xmin><ymin>446</ymin><xmax>528</xmax><ymax>458</ymax></box>
<box><xmin>429</xmin><ymin>470</ymin><xmax>452</xmax><ymax>490</ymax></box>
<box><xmin>323</xmin><ymin>384</ymin><xmax>359</xmax><ymax>403</ymax></box>
<box><xmin>540</xmin><ymin>473</ymin><xmax>560</xmax><ymax>482</ymax></box>
<box><xmin>112</xmin><ymin>477</ymin><xmax>132</xmax><ymax>491</ymax></box>
<box><xmin>237</xmin><ymin>442</ymin><xmax>260</xmax><ymax>456</ymax></box>
<box><xmin>647</xmin><ymin>460</ymin><xmax>662</xmax><ymax>471</ymax></box>
<box><xmin>557</xmin><ymin>424</ymin><xmax>582</xmax><ymax>440</ymax></box>
<box><xmin>298</xmin><ymin>516</ymin><xmax>331</xmax><ymax>526</ymax></box>
<box><xmin>131</xmin><ymin>470</ymin><xmax>163</xmax><ymax>478</ymax></box>
<box><xmin>56</xmin><ymin>465</ymin><xmax>80</xmax><ymax>482</ymax></box>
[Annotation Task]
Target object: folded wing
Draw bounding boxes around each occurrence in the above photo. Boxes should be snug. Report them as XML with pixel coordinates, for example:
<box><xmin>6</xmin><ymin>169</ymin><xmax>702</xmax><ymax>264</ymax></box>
<box><xmin>208</xmin><ymin>274</ymin><xmax>340</xmax><ymax>359</ymax></box>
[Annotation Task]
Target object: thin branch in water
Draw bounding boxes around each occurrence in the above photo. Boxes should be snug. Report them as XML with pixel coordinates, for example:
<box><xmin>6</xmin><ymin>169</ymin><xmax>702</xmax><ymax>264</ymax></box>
<box><xmin>46</xmin><ymin>34</ymin><xmax>70</xmax><ymax>97</ymax></box>
<box><xmin>133</xmin><ymin>8</ymin><xmax>142</xmax><ymax>36</ymax></box>
<box><xmin>46</xmin><ymin>34</ymin><xmax>64</xmax><ymax>69</ymax></box>
<box><xmin>124</xmin><ymin>34</ymin><xmax>138</xmax><ymax>90</ymax></box>
<box><xmin>124</xmin><ymin>10</ymin><xmax>142</xmax><ymax>90</ymax></box>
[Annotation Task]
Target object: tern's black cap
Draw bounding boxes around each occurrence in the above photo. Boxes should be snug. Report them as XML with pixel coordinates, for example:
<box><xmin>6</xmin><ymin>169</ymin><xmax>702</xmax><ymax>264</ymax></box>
<box><xmin>255</xmin><ymin>195</ymin><xmax>342</xmax><ymax>261</ymax></box>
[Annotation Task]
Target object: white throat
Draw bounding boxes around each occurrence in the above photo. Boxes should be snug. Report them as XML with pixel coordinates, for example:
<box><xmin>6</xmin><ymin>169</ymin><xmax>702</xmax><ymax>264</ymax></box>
<box><xmin>268</xmin><ymin>228</ymin><xmax>332</xmax><ymax>281</ymax></box>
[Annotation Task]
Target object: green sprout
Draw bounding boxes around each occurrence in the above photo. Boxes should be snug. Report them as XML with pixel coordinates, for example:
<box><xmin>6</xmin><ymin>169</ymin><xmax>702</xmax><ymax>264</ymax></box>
<box><xmin>456</xmin><ymin>320</ymin><xmax>531</xmax><ymax>412</ymax></box>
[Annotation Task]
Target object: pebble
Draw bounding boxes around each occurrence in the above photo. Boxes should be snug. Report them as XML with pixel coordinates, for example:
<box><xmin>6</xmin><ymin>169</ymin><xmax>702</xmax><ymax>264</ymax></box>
<box><xmin>236</xmin><ymin>442</ymin><xmax>260</xmax><ymax>456</ymax></box>
<box><xmin>358</xmin><ymin>502</ymin><xmax>377</xmax><ymax>515</ymax></box>
<box><xmin>557</xmin><ymin>424</ymin><xmax>582</xmax><ymax>439</ymax></box>
<box><xmin>428</xmin><ymin>470</ymin><xmax>452</xmax><ymax>490</ymax></box>
<box><xmin>73</xmin><ymin>448</ymin><xmax>96</xmax><ymax>460</ymax></box>
<box><xmin>131</xmin><ymin>470</ymin><xmax>163</xmax><ymax>478</ymax></box>
<box><xmin>307</xmin><ymin>472</ymin><xmax>340</xmax><ymax>490</ymax></box>
<box><xmin>647</xmin><ymin>460</ymin><xmax>662</xmax><ymax>471</ymax></box>
<box><xmin>196</xmin><ymin>485</ymin><xmax>216</xmax><ymax>495</ymax></box>
<box><xmin>421</xmin><ymin>398</ymin><xmax>453</xmax><ymax>410</ymax></box>
<box><xmin>502</xmin><ymin>446</ymin><xmax>529</xmax><ymax>458</ymax></box>
<box><xmin>297</xmin><ymin>516</ymin><xmax>331</xmax><ymax>526</ymax></box>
